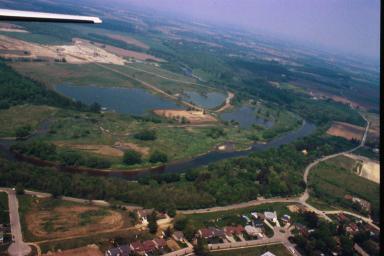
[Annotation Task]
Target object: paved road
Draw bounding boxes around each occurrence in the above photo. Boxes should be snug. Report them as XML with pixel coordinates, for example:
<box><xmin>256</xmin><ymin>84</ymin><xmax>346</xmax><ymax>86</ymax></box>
<box><xmin>0</xmin><ymin>188</ymin><xmax>31</xmax><ymax>256</ymax></box>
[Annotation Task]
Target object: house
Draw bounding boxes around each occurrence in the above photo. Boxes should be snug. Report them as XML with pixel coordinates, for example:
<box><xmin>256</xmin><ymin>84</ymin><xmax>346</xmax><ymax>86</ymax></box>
<box><xmin>142</xmin><ymin>240</ymin><xmax>157</xmax><ymax>254</ymax></box>
<box><xmin>337</xmin><ymin>213</ymin><xmax>348</xmax><ymax>222</ymax></box>
<box><xmin>105</xmin><ymin>244</ymin><xmax>132</xmax><ymax>256</ymax></box>
<box><xmin>251</xmin><ymin>212</ymin><xmax>258</xmax><ymax>219</ymax></box>
<box><xmin>264</xmin><ymin>211</ymin><xmax>277</xmax><ymax>223</ymax></box>
<box><xmin>253</xmin><ymin>219</ymin><xmax>264</xmax><ymax>228</ymax></box>
<box><xmin>153</xmin><ymin>238</ymin><xmax>166</xmax><ymax>249</ymax></box>
<box><xmin>257</xmin><ymin>213</ymin><xmax>265</xmax><ymax>220</ymax></box>
<box><xmin>136</xmin><ymin>209</ymin><xmax>153</xmax><ymax>224</ymax></box>
<box><xmin>281</xmin><ymin>214</ymin><xmax>291</xmax><ymax>224</ymax></box>
<box><xmin>352</xmin><ymin>197</ymin><xmax>371</xmax><ymax>212</ymax></box>
<box><xmin>346</xmin><ymin>223</ymin><xmax>359</xmax><ymax>234</ymax></box>
<box><xmin>130</xmin><ymin>241</ymin><xmax>144</xmax><ymax>254</ymax></box>
<box><xmin>198</xmin><ymin>228</ymin><xmax>214</xmax><ymax>239</ymax></box>
<box><xmin>242</xmin><ymin>215</ymin><xmax>251</xmax><ymax>223</ymax></box>
<box><xmin>211</xmin><ymin>228</ymin><xmax>226</xmax><ymax>239</ymax></box>
<box><xmin>261</xmin><ymin>251</ymin><xmax>276</xmax><ymax>256</ymax></box>
<box><xmin>172</xmin><ymin>231</ymin><xmax>185</xmax><ymax>242</ymax></box>
<box><xmin>294</xmin><ymin>223</ymin><xmax>309</xmax><ymax>237</ymax></box>
<box><xmin>224</xmin><ymin>225</ymin><xmax>244</xmax><ymax>236</ymax></box>
<box><xmin>244</xmin><ymin>225</ymin><xmax>263</xmax><ymax>237</ymax></box>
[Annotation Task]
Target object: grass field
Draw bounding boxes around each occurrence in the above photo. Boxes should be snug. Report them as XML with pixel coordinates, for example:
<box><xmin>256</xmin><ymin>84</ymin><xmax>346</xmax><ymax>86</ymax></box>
<box><xmin>308</xmin><ymin>161</ymin><xmax>379</xmax><ymax>215</ymax></box>
<box><xmin>0</xmin><ymin>105</ymin><xmax>56</xmax><ymax>137</ymax></box>
<box><xmin>211</xmin><ymin>243</ymin><xmax>291</xmax><ymax>256</ymax></box>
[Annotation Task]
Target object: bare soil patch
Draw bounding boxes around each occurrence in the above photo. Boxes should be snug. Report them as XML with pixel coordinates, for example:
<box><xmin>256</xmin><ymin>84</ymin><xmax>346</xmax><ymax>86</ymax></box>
<box><xmin>0</xmin><ymin>35</ymin><xmax>126</xmax><ymax>65</ymax></box>
<box><xmin>26</xmin><ymin>204</ymin><xmax>123</xmax><ymax>240</ymax></box>
<box><xmin>106</xmin><ymin>34</ymin><xmax>150</xmax><ymax>49</ymax></box>
<box><xmin>113</xmin><ymin>142</ymin><xmax>150</xmax><ymax>156</ymax></box>
<box><xmin>54</xmin><ymin>142</ymin><xmax>124</xmax><ymax>158</ymax></box>
<box><xmin>326</xmin><ymin>121</ymin><xmax>365</xmax><ymax>141</ymax></box>
<box><xmin>154</xmin><ymin>109</ymin><xmax>217</xmax><ymax>124</ymax></box>
<box><xmin>43</xmin><ymin>245</ymin><xmax>103</xmax><ymax>256</ymax></box>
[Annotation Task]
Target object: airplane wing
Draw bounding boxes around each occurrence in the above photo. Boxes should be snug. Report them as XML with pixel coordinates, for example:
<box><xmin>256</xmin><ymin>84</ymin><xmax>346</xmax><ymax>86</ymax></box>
<box><xmin>0</xmin><ymin>8</ymin><xmax>102</xmax><ymax>23</ymax></box>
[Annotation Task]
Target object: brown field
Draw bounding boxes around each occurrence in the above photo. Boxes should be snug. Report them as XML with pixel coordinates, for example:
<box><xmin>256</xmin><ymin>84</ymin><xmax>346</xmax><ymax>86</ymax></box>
<box><xmin>43</xmin><ymin>245</ymin><xmax>103</xmax><ymax>256</ymax></box>
<box><xmin>106</xmin><ymin>34</ymin><xmax>150</xmax><ymax>49</ymax></box>
<box><xmin>26</xmin><ymin>204</ymin><xmax>124</xmax><ymax>240</ymax></box>
<box><xmin>0</xmin><ymin>35</ymin><xmax>126</xmax><ymax>65</ymax></box>
<box><xmin>113</xmin><ymin>142</ymin><xmax>150</xmax><ymax>156</ymax></box>
<box><xmin>153</xmin><ymin>109</ymin><xmax>217</xmax><ymax>124</ymax></box>
<box><xmin>326</xmin><ymin>121</ymin><xmax>365</xmax><ymax>141</ymax></box>
<box><xmin>54</xmin><ymin>142</ymin><xmax>124</xmax><ymax>158</ymax></box>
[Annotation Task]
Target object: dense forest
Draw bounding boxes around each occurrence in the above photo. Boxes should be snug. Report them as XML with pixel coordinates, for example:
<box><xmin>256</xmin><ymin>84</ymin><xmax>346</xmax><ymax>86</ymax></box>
<box><xmin>0</xmin><ymin>134</ymin><xmax>357</xmax><ymax>212</ymax></box>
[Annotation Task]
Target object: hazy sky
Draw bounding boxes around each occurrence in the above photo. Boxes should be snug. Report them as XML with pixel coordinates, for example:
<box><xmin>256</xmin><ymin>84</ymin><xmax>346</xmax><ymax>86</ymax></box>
<box><xmin>121</xmin><ymin>0</ymin><xmax>380</xmax><ymax>59</ymax></box>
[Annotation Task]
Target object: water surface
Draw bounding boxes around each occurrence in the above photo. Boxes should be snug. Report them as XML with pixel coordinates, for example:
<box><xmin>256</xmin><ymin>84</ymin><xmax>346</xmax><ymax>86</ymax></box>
<box><xmin>55</xmin><ymin>84</ymin><xmax>185</xmax><ymax>115</ymax></box>
<box><xmin>220</xmin><ymin>106</ymin><xmax>274</xmax><ymax>129</ymax></box>
<box><xmin>182</xmin><ymin>91</ymin><xmax>226</xmax><ymax>109</ymax></box>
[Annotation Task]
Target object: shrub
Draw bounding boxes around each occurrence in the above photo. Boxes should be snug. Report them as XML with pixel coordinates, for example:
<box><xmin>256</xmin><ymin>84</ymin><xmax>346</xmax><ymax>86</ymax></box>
<box><xmin>123</xmin><ymin>150</ymin><xmax>142</xmax><ymax>165</ymax></box>
<box><xmin>149</xmin><ymin>150</ymin><xmax>168</xmax><ymax>163</ymax></box>
<box><xmin>134</xmin><ymin>129</ymin><xmax>157</xmax><ymax>141</ymax></box>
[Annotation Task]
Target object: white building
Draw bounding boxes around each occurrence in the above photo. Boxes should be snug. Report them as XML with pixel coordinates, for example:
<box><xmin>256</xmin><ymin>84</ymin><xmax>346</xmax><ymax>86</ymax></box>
<box><xmin>244</xmin><ymin>225</ymin><xmax>263</xmax><ymax>237</ymax></box>
<box><xmin>261</xmin><ymin>251</ymin><xmax>276</xmax><ymax>256</ymax></box>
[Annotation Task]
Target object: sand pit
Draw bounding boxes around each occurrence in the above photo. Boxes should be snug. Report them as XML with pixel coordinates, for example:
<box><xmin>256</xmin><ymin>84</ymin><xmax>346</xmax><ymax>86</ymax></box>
<box><xmin>344</xmin><ymin>153</ymin><xmax>380</xmax><ymax>184</ymax></box>
<box><xmin>54</xmin><ymin>142</ymin><xmax>124</xmax><ymax>158</ymax></box>
<box><xmin>26</xmin><ymin>204</ymin><xmax>123</xmax><ymax>240</ymax></box>
<box><xmin>154</xmin><ymin>109</ymin><xmax>217</xmax><ymax>124</ymax></box>
<box><xmin>326</xmin><ymin>121</ymin><xmax>365</xmax><ymax>141</ymax></box>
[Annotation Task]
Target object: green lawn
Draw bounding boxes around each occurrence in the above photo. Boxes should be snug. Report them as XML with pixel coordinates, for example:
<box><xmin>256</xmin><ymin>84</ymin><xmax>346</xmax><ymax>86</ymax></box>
<box><xmin>211</xmin><ymin>243</ymin><xmax>291</xmax><ymax>256</ymax></box>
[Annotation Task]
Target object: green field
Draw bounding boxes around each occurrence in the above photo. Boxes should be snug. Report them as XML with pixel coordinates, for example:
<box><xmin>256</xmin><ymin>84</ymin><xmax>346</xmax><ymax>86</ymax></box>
<box><xmin>211</xmin><ymin>243</ymin><xmax>291</xmax><ymax>256</ymax></box>
<box><xmin>0</xmin><ymin>105</ymin><xmax>56</xmax><ymax>137</ymax></box>
<box><xmin>308</xmin><ymin>160</ymin><xmax>380</xmax><ymax>219</ymax></box>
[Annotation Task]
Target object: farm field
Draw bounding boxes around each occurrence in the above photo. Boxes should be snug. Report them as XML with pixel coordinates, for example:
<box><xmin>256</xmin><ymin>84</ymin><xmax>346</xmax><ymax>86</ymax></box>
<box><xmin>326</xmin><ymin>121</ymin><xmax>365</xmax><ymax>141</ymax></box>
<box><xmin>211</xmin><ymin>243</ymin><xmax>291</xmax><ymax>256</ymax></box>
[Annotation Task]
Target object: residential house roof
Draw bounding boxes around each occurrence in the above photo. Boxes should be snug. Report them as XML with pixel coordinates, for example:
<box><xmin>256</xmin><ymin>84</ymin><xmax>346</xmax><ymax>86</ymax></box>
<box><xmin>244</xmin><ymin>225</ymin><xmax>262</xmax><ymax>236</ymax></box>
<box><xmin>153</xmin><ymin>238</ymin><xmax>166</xmax><ymax>248</ymax></box>
<box><xmin>261</xmin><ymin>251</ymin><xmax>276</xmax><ymax>256</ymax></box>
<box><xmin>173</xmin><ymin>231</ymin><xmax>185</xmax><ymax>241</ymax></box>
<box><xmin>142</xmin><ymin>240</ymin><xmax>157</xmax><ymax>252</ymax></box>
<box><xmin>264</xmin><ymin>211</ymin><xmax>277</xmax><ymax>220</ymax></box>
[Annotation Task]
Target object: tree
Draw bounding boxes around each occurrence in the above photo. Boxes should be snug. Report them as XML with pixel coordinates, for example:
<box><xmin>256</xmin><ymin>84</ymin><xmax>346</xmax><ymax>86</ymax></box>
<box><xmin>148</xmin><ymin>211</ymin><xmax>158</xmax><ymax>234</ymax></box>
<box><xmin>134</xmin><ymin>129</ymin><xmax>157</xmax><ymax>141</ymax></box>
<box><xmin>15</xmin><ymin>183</ymin><xmax>24</xmax><ymax>195</ymax></box>
<box><xmin>123</xmin><ymin>150</ymin><xmax>142</xmax><ymax>165</ymax></box>
<box><xmin>15</xmin><ymin>125</ymin><xmax>32</xmax><ymax>138</ymax></box>
<box><xmin>149</xmin><ymin>150</ymin><xmax>168</xmax><ymax>163</ymax></box>
<box><xmin>194</xmin><ymin>238</ymin><xmax>210</xmax><ymax>256</ymax></box>
<box><xmin>89</xmin><ymin>102</ymin><xmax>101</xmax><ymax>113</ymax></box>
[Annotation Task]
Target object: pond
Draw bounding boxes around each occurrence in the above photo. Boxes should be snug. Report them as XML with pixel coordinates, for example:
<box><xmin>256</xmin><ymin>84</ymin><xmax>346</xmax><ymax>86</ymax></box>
<box><xmin>220</xmin><ymin>106</ymin><xmax>274</xmax><ymax>129</ymax></box>
<box><xmin>55</xmin><ymin>84</ymin><xmax>185</xmax><ymax>116</ymax></box>
<box><xmin>181</xmin><ymin>91</ymin><xmax>227</xmax><ymax>109</ymax></box>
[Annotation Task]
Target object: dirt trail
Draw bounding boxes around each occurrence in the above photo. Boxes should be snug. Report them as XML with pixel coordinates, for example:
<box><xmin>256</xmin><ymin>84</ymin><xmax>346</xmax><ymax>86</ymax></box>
<box><xmin>215</xmin><ymin>91</ymin><xmax>235</xmax><ymax>112</ymax></box>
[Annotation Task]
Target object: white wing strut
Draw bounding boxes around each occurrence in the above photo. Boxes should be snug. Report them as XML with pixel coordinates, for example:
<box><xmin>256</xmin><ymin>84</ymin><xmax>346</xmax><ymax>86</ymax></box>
<box><xmin>0</xmin><ymin>9</ymin><xmax>102</xmax><ymax>23</ymax></box>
